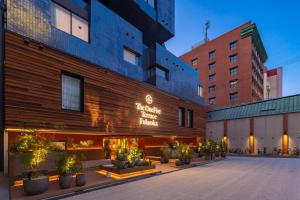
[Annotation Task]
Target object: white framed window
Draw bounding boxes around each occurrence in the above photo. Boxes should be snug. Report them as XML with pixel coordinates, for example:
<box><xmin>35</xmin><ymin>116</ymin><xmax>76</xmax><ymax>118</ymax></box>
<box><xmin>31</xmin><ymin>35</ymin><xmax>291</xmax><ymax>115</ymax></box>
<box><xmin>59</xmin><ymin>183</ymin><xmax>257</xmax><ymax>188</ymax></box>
<box><xmin>72</xmin><ymin>13</ymin><xmax>89</xmax><ymax>42</ymax></box>
<box><xmin>54</xmin><ymin>4</ymin><xmax>71</xmax><ymax>34</ymax></box>
<box><xmin>62</xmin><ymin>73</ymin><xmax>83</xmax><ymax>111</ymax></box>
<box><xmin>53</xmin><ymin>3</ymin><xmax>89</xmax><ymax>42</ymax></box>
<box><xmin>124</xmin><ymin>48</ymin><xmax>139</xmax><ymax>65</ymax></box>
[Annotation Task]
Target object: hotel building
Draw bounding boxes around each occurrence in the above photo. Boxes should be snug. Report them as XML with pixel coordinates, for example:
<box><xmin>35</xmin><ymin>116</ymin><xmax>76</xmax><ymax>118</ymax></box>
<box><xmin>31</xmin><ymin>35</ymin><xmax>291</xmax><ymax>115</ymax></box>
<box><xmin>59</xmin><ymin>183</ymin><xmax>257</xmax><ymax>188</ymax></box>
<box><xmin>181</xmin><ymin>22</ymin><xmax>268</xmax><ymax>109</ymax></box>
<box><xmin>0</xmin><ymin>0</ymin><xmax>206</xmax><ymax>176</ymax></box>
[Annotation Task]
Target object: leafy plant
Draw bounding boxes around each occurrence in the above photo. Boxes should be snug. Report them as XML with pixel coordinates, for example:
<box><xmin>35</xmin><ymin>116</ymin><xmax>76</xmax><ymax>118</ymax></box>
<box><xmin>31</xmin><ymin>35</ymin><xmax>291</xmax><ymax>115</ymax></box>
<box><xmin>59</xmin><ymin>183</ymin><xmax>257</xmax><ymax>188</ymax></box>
<box><xmin>103</xmin><ymin>138</ymin><xmax>111</xmax><ymax>159</ymax></box>
<box><xmin>56</xmin><ymin>154</ymin><xmax>76</xmax><ymax>176</ymax></box>
<box><xmin>128</xmin><ymin>147</ymin><xmax>142</xmax><ymax>163</ymax></box>
<box><xmin>160</xmin><ymin>147</ymin><xmax>171</xmax><ymax>163</ymax></box>
<box><xmin>176</xmin><ymin>142</ymin><xmax>195</xmax><ymax>164</ymax></box>
<box><xmin>10</xmin><ymin>132</ymin><xmax>50</xmax><ymax>179</ymax></box>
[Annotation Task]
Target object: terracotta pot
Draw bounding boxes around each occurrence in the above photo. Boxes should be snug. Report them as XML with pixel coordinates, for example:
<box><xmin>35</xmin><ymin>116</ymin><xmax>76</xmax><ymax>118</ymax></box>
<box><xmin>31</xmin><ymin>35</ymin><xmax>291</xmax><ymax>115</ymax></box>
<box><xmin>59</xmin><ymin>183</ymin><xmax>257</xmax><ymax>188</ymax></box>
<box><xmin>59</xmin><ymin>175</ymin><xmax>73</xmax><ymax>189</ymax></box>
<box><xmin>23</xmin><ymin>176</ymin><xmax>49</xmax><ymax>195</ymax></box>
<box><xmin>75</xmin><ymin>173</ymin><xmax>86</xmax><ymax>187</ymax></box>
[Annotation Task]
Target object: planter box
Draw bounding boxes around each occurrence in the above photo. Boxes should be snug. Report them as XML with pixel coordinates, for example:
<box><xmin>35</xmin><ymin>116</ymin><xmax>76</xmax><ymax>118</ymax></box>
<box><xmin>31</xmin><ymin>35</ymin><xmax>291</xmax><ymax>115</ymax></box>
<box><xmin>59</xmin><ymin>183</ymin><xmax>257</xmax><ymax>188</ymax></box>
<box><xmin>99</xmin><ymin>164</ymin><xmax>155</xmax><ymax>175</ymax></box>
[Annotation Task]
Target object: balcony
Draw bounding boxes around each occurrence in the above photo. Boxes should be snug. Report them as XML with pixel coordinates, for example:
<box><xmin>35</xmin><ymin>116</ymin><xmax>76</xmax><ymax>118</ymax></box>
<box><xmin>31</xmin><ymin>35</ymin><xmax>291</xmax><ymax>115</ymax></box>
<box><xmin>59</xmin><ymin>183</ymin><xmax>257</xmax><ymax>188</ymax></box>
<box><xmin>99</xmin><ymin>0</ymin><xmax>174</xmax><ymax>46</ymax></box>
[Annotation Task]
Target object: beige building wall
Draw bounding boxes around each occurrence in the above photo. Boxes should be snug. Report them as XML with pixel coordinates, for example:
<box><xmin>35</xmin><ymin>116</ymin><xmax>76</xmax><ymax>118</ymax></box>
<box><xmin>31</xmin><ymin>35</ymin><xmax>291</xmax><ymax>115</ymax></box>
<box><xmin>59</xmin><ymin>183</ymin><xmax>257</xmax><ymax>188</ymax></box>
<box><xmin>206</xmin><ymin>121</ymin><xmax>224</xmax><ymax>142</ymax></box>
<box><xmin>254</xmin><ymin>115</ymin><xmax>283</xmax><ymax>154</ymax></box>
<box><xmin>288</xmin><ymin>113</ymin><xmax>300</xmax><ymax>151</ymax></box>
<box><xmin>227</xmin><ymin>119</ymin><xmax>250</xmax><ymax>151</ymax></box>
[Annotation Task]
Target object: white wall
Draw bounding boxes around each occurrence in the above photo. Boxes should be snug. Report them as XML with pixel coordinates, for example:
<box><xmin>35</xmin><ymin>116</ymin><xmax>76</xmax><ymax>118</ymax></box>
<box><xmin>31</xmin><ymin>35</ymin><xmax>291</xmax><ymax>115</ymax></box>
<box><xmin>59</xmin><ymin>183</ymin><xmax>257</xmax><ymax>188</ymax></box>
<box><xmin>254</xmin><ymin>115</ymin><xmax>283</xmax><ymax>154</ymax></box>
<box><xmin>227</xmin><ymin>119</ymin><xmax>250</xmax><ymax>151</ymax></box>
<box><xmin>288</xmin><ymin>113</ymin><xmax>300</xmax><ymax>151</ymax></box>
<box><xmin>206</xmin><ymin>121</ymin><xmax>224</xmax><ymax>143</ymax></box>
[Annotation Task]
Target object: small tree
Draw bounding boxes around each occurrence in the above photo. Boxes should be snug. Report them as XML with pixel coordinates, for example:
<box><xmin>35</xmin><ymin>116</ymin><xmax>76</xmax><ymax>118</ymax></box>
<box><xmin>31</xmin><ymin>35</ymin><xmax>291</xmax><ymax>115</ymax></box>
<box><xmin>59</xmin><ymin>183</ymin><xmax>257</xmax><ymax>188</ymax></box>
<box><xmin>10</xmin><ymin>131</ymin><xmax>50</xmax><ymax>179</ymax></box>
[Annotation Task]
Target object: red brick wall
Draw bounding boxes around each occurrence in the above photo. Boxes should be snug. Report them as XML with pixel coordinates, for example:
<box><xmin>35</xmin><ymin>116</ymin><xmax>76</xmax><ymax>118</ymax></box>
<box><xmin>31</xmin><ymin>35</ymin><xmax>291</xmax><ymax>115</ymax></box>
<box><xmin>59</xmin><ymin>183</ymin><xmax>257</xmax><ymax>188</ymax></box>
<box><xmin>181</xmin><ymin>22</ymin><xmax>263</xmax><ymax>109</ymax></box>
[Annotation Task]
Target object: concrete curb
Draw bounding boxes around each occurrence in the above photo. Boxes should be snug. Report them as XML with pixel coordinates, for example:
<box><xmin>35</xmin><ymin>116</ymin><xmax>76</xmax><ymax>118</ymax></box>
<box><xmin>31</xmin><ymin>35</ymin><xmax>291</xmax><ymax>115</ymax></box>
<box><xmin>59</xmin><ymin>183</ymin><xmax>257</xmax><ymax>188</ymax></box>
<box><xmin>227</xmin><ymin>154</ymin><xmax>300</xmax><ymax>159</ymax></box>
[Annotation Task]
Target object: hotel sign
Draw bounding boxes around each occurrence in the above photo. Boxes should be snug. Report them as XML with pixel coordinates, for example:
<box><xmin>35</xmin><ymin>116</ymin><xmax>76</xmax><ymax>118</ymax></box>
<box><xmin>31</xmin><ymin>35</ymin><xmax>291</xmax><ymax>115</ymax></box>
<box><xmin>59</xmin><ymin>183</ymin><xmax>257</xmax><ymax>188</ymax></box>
<box><xmin>135</xmin><ymin>95</ymin><xmax>161</xmax><ymax>127</ymax></box>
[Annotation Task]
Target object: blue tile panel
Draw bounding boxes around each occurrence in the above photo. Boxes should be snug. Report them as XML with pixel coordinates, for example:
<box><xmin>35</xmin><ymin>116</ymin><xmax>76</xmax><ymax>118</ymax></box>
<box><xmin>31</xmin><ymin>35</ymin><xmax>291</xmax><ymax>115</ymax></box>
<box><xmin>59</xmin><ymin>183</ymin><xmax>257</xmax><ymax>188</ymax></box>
<box><xmin>156</xmin><ymin>0</ymin><xmax>175</xmax><ymax>35</ymax></box>
<box><xmin>6</xmin><ymin>0</ymin><xmax>201</xmax><ymax>104</ymax></box>
<box><xmin>207</xmin><ymin>94</ymin><xmax>300</xmax><ymax>121</ymax></box>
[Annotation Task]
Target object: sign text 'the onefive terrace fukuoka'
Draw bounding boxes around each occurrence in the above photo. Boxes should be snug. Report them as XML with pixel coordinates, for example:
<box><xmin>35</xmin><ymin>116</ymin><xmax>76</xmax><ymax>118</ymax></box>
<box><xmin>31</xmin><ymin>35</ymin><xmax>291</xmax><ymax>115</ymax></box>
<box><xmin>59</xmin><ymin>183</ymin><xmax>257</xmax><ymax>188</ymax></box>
<box><xmin>135</xmin><ymin>95</ymin><xmax>161</xmax><ymax>127</ymax></box>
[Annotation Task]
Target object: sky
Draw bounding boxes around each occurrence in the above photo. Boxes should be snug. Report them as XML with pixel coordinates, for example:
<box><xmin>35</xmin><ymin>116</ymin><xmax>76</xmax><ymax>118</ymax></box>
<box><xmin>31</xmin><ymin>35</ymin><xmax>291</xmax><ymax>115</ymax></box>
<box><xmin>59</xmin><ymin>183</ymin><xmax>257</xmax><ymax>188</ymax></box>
<box><xmin>165</xmin><ymin>0</ymin><xmax>300</xmax><ymax>96</ymax></box>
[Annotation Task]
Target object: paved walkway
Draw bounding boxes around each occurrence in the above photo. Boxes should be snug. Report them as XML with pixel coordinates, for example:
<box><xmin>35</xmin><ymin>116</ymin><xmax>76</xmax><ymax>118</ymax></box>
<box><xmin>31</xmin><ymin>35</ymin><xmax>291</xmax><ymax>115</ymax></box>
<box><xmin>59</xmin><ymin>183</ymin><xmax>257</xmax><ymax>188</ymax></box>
<box><xmin>63</xmin><ymin>157</ymin><xmax>300</xmax><ymax>200</ymax></box>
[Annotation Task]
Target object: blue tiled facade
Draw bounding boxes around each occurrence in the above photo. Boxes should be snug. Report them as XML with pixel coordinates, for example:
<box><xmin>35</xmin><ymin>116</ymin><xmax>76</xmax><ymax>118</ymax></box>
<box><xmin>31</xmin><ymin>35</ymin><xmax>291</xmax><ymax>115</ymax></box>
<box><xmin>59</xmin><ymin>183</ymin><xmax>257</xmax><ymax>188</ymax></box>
<box><xmin>6</xmin><ymin>0</ymin><xmax>203</xmax><ymax>104</ymax></box>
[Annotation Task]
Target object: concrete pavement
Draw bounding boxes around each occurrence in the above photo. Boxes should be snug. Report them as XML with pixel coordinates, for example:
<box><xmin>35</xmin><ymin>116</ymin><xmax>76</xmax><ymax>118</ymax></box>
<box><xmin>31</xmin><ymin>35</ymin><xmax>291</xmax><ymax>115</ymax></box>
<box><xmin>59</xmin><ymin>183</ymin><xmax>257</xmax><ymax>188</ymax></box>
<box><xmin>63</xmin><ymin>157</ymin><xmax>300</xmax><ymax>200</ymax></box>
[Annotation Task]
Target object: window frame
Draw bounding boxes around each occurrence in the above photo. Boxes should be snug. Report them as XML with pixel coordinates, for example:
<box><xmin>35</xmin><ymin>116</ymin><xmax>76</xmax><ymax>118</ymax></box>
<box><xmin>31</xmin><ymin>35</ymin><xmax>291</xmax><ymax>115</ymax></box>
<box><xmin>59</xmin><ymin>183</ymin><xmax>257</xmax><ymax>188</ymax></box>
<box><xmin>155</xmin><ymin>66</ymin><xmax>169</xmax><ymax>81</ymax></box>
<box><xmin>61</xmin><ymin>71</ymin><xmax>84</xmax><ymax>112</ymax></box>
<box><xmin>53</xmin><ymin>2</ymin><xmax>90</xmax><ymax>42</ymax></box>
<box><xmin>191</xmin><ymin>58</ymin><xmax>198</xmax><ymax>67</ymax></box>
<box><xmin>144</xmin><ymin>0</ymin><xmax>156</xmax><ymax>8</ymax></box>
<box><xmin>123</xmin><ymin>47</ymin><xmax>139</xmax><ymax>65</ymax></box>
<box><xmin>209</xmin><ymin>62</ymin><xmax>216</xmax><ymax>71</ymax></box>
<box><xmin>229</xmin><ymin>54</ymin><xmax>238</xmax><ymax>63</ymax></box>
<box><xmin>229</xmin><ymin>79</ymin><xmax>238</xmax><ymax>88</ymax></box>
<box><xmin>229</xmin><ymin>40</ymin><xmax>238</xmax><ymax>50</ymax></box>
<box><xmin>178</xmin><ymin>107</ymin><xmax>185</xmax><ymax>127</ymax></box>
<box><xmin>230</xmin><ymin>92</ymin><xmax>238</xmax><ymax>101</ymax></box>
<box><xmin>208</xmin><ymin>97</ymin><xmax>216</xmax><ymax>105</ymax></box>
<box><xmin>230</xmin><ymin>66</ymin><xmax>238</xmax><ymax>76</ymax></box>
<box><xmin>208</xmin><ymin>85</ymin><xmax>216</xmax><ymax>93</ymax></box>
<box><xmin>208</xmin><ymin>50</ymin><xmax>216</xmax><ymax>59</ymax></box>
<box><xmin>209</xmin><ymin>74</ymin><xmax>216</xmax><ymax>82</ymax></box>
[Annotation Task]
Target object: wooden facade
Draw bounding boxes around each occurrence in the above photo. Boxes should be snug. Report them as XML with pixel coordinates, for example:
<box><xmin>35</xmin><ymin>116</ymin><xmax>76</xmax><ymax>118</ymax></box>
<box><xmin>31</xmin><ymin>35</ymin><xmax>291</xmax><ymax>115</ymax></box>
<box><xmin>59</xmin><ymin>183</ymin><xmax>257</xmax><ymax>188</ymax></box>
<box><xmin>4</xmin><ymin>32</ymin><xmax>206</xmax><ymax>138</ymax></box>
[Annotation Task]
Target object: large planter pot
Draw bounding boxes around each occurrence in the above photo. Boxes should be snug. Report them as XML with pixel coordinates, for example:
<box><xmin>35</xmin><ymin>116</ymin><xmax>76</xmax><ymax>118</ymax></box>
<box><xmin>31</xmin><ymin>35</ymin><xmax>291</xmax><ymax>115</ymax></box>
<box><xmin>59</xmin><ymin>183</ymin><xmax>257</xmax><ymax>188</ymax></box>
<box><xmin>160</xmin><ymin>157</ymin><xmax>169</xmax><ymax>164</ymax></box>
<box><xmin>175</xmin><ymin>159</ymin><xmax>182</xmax><ymax>166</ymax></box>
<box><xmin>75</xmin><ymin>173</ymin><xmax>86</xmax><ymax>187</ymax></box>
<box><xmin>221</xmin><ymin>152</ymin><xmax>226</xmax><ymax>158</ymax></box>
<box><xmin>170</xmin><ymin>149</ymin><xmax>178</xmax><ymax>158</ymax></box>
<box><xmin>59</xmin><ymin>175</ymin><xmax>73</xmax><ymax>189</ymax></box>
<box><xmin>23</xmin><ymin>176</ymin><xmax>49</xmax><ymax>195</ymax></box>
<box><xmin>183</xmin><ymin>157</ymin><xmax>191</xmax><ymax>165</ymax></box>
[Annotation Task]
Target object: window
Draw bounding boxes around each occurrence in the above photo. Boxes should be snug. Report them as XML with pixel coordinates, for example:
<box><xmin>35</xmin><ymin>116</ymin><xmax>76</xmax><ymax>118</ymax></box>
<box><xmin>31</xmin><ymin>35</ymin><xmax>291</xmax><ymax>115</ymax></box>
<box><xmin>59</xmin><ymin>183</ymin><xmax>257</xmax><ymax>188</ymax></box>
<box><xmin>124</xmin><ymin>48</ymin><xmax>139</xmax><ymax>65</ymax></box>
<box><xmin>230</xmin><ymin>92</ymin><xmax>238</xmax><ymax>101</ymax></box>
<box><xmin>53</xmin><ymin>3</ymin><xmax>89</xmax><ymax>42</ymax></box>
<box><xmin>230</xmin><ymin>41</ymin><xmax>237</xmax><ymax>50</ymax></box>
<box><xmin>209</xmin><ymin>50</ymin><xmax>216</xmax><ymax>59</ymax></box>
<box><xmin>61</xmin><ymin>72</ymin><xmax>83</xmax><ymax>111</ymax></box>
<box><xmin>229</xmin><ymin>80</ymin><xmax>238</xmax><ymax>88</ymax></box>
<box><xmin>144</xmin><ymin>0</ymin><xmax>155</xmax><ymax>8</ymax></box>
<box><xmin>156</xmin><ymin>67</ymin><xmax>169</xmax><ymax>80</ymax></box>
<box><xmin>191</xmin><ymin>58</ymin><xmax>198</xmax><ymax>67</ymax></box>
<box><xmin>229</xmin><ymin>54</ymin><xmax>238</xmax><ymax>63</ymax></box>
<box><xmin>230</xmin><ymin>66</ymin><xmax>238</xmax><ymax>76</ymax></box>
<box><xmin>187</xmin><ymin>110</ymin><xmax>194</xmax><ymax>128</ymax></box>
<box><xmin>208</xmin><ymin>86</ymin><xmax>216</xmax><ymax>93</ymax></box>
<box><xmin>178</xmin><ymin>107</ymin><xmax>185</xmax><ymax>127</ymax></box>
<box><xmin>209</xmin><ymin>62</ymin><xmax>216</xmax><ymax>71</ymax></box>
<box><xmin>209</xmin><ymin>74</ymin><xmax>215</xmax><ymax>82</ymax></box>
<box><xmin>198</xmin><ymin>85</ymin><xmax>203</xmax><ymax>97</ymax></box>
<box><xmin>208</xmin><ymin>97</ymin><xmax>216</xmax><ymax>105</ymax></box>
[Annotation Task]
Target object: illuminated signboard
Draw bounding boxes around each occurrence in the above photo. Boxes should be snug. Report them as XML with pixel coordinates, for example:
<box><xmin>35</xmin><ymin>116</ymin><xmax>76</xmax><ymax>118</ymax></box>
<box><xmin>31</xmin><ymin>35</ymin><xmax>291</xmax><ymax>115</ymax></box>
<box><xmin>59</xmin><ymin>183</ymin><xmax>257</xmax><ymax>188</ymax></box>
<box><xmin>135</xmin><ymin>95</ymin><xmax>161</xmax><ymax>127</ymax></box>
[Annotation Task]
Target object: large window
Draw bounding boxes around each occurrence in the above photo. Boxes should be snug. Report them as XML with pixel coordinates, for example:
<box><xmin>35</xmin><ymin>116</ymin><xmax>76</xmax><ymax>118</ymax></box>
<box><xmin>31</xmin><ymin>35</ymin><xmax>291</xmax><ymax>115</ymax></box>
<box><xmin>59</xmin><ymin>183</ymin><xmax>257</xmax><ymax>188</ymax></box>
<box><xmin>156</xmin><ymin>67</ymin><xmax>169</xmax><ymax>80</ymax></box>
<box><xmin>187</xmin><ymin>109</ymin><xmax>194</xmax><ymax>128</ymax></box>
<box><xmin>229</xmin><ymin>41</ymin><xmax>238</xmax><ymax>50</ymax></box>
<box><xmin>229</xmin><ymin>80</ymin><xmax>238</xmax><ymax>88</ymax></box>
<box><xmin>53</xmin><ymin>3</ymin><xmax>89</xmax><ymax>42</ymax></box>
<box><xmin>230</xmin><ymin>66</ymin><xmax>238</xmax><ymax>76</ymax></box>
<box><xmin>124</xmin><ymin>48</ymin><xmax>139</xmax><ymax>65</ymax></box>
<box><xmin>191</xmin><ymin>58</ymin><xmax>198</xmax><ymax>67</ymax></box>
<box><xmin>198</xmin><ymin>85</ymin><xmax>203</xmax><ymax>97</ymax></box>
<box><xmin>61</xmin><ymin>72</ymin><xmax>83</xmax><ymax>111</ymax></box>
<box><xmin>208</xmin><ymin>97</ymin><xmax>216</xmax><ymax>105</ymax></box>
<box><xmin>229</xmin><ymin>54</ymin><xmax>238</xmax><ymax>63</ymax></box>
<box><xmin>209</xmin><ymin>62</ymin><xmax>215</xmax><ymax>71</ymax></box>
<box><xmin>230</xmin><ymin>92</ymin><xmax>238</xmax><ymax>101</ymax></box>
<box><xmin>209</xmin><ymin>74</ymin><xmax>216</xmax><ymax>82</ymax></box>
<box><xmin>208</xmin><ymin>85</ymin><xmax>216</xmax><ymax>93</ymax></box>
<box><xmin>178</xmin><ymin>107</ymin><xmax>185</xmax><ymax>127</ymax></box>
<box><xmin>209</xmin><ymin>50</ymin><xmax>216</xmax><ymax>59</ymax></box>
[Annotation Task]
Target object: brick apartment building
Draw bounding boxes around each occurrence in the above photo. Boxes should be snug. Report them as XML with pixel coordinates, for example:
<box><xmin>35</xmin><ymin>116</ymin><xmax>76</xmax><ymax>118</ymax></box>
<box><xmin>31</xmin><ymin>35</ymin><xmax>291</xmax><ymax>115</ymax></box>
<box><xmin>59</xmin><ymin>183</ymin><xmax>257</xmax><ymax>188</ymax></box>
<box><xmin>181</xmin><ymin>22</ymin><xmax>268</xmax><ymax>109</ymax></box>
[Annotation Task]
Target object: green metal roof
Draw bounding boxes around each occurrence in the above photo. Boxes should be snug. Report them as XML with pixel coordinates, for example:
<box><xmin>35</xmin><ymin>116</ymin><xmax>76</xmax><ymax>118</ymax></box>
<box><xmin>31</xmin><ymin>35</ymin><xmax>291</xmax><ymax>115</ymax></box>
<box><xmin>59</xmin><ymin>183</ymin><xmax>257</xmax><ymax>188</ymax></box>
<box><xmin>207</xmin><ymin>94</ymin><xmax>300</xmax><ymax>122</ymax></box>
<box><xmin>240</xmin><ymin>23</ymin><xmax>268</xmax><ymax>63</ymax></box>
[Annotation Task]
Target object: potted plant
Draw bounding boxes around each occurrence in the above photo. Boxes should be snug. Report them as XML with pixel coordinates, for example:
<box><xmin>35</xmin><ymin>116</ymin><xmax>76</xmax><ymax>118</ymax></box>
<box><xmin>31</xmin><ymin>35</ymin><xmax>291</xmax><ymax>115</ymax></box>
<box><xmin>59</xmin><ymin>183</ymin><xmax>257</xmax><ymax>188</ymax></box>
<box><xmin>168</xmin><ymin>140</ymin><xmax>179</xmax><ymax>158</ymax></box>
<box><xmin>219</xmin><ymin>142</ymin><xmax>226</xmax><ymax>158</ymax></box>
<box><xmin>201</xmin><ymin>140</ymin><xmax>217</xmax><ymax>160</ymax></box>
<box><xmin>75</xmin><ymin>162</ymin><xmax>86</xmax><ymax>187</ymax></box>
<box><xmin>160</xmin><ymin>147</ymin><xmax>171</xmax><ymax>164</ymax></box>
<box><xmin>56</xmin><ymin>154</ymin><xmax>76</xmax><ymax>189</ymax></box>
<box><xmin>10</xmin><ymin>133</ymin><xmax>50</xmax><ymax>195</ymax></box>
<box><xmin>175</xmin><ymin>142</ymin><xmax>194</xmax><ymax>165</ymax></box>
